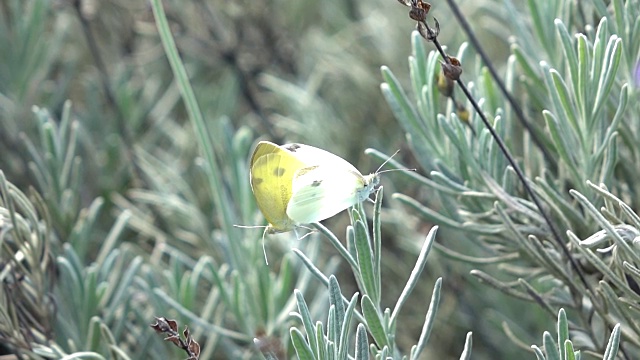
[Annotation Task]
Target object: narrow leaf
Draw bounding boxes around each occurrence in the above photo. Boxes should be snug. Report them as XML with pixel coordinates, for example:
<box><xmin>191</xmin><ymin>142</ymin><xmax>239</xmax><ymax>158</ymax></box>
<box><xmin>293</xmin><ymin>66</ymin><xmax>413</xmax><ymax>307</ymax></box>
<box><xmin>291</xmin><ymin>328</ymin><xmax>316</xmax><ymax>360</ymax></box>
<box><xmin>361</xmin><ymin>295</ymin><xmax>389</xmax><ymax>348</ymax></box>
<box><xmin>543</xmin><ymin>331</ymin><xmax>561</xmax><ymax>360</ymax></box>
<box><xmin>411</xmin><ymin>278</ymin><xmax>442</xmax><ymax>359</ymax></box>
<box><xmin>355</xmin><ymin>324</ymin><xmax>370</xmax><ymax>360</ymax></box>
<box><xmin>557</xmin><ymin>309</ymin><xmax>569</xmax><ymax>360</ymax></box>
<box><xmin>329</xmin><ymin>276</ymin><xmax>345</xmax><ymax>328</ymax></box>
<box><xmin>354</xmin><ymin>220</ymin><xmax>377</xmax><ymax>304</ymax></box>
<box><xmin>459</xmin><ymin>332</ymin><xmax>473</xmax><ymax>360</ymax></box>
<box><xmin>338</xmin><ymin>293</ymin><xmax>360</xmax><ymax>360</ymax></box>
<box><xmin>603</xmin><ymin>324</ymin><xmax>621</xmax><ymax>360</ymax></box>
<box><xmin>390</xmin><ymin>226</ymin><xmax>438</xmax><ymax>325</ymax></box>
<box><xmin>295</xmin><ymin>290</ymin><xmax>318</xmax><ymax>356</ymax></box>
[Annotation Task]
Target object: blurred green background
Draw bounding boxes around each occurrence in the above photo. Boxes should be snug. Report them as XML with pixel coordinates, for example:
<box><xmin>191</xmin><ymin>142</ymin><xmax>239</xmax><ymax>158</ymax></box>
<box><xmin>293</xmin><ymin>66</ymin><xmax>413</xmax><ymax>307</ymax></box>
<box><xmin>1</xmin><ymin>0</ymin><xmax>637</xmax><ymax>359</ymax></box>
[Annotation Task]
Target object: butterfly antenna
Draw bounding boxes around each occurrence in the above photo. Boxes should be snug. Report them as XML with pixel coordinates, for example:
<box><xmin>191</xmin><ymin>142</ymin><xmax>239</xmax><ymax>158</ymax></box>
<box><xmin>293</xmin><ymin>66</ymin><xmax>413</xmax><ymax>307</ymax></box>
<box><xmin>375</xmin><ymin>149</ymin><xmax>401</xmax><ymax>173</ymax></box>
<box><xmin>262</xmin><ymin>227</ymin><xmax>269</xmax><ymax>265</ymax></box>
<box><xmin>373</xmin><ymin>150</ymin><xmax>417</xmax><ymax>175</ymax></box>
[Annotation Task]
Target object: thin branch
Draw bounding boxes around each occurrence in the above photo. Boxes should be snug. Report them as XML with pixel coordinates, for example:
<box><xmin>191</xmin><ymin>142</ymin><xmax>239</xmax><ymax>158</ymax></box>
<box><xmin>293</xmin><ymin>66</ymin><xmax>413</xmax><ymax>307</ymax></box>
<box><xmin>443</xmin><ymin>0</ymin><xmax>557</xmax><ymax>172</ymax></box>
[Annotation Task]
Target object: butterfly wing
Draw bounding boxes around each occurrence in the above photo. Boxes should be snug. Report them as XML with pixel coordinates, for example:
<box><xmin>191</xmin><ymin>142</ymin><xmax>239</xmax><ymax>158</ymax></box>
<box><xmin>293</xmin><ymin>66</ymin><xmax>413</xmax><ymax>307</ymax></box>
<box><xmin>286</xmin><ymin>166</ymin><xmax>369</xmax><ymax>224</ymax></box>
<box><xmin>250</xmin><ymin>142</ymin><xmax>307</xmax><ymax>232</ymax></box>
<box><xmin>281</xmin><ymin>143</ymin><xmax>360</xmax><ymax>173</ymax></box>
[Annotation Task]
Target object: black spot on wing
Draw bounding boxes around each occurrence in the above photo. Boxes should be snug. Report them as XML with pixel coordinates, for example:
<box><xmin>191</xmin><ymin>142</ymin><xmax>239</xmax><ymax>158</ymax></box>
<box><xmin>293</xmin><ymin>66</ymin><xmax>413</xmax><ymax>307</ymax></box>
<box><xmin>285</xmin><ymin>143</ymin><xmax>302</xmax><ymax>152</ymax></box>
<box><xmin>311</xmin><ymin>180</ymin><xmax>322</xmax><ymax>187</ymax></box>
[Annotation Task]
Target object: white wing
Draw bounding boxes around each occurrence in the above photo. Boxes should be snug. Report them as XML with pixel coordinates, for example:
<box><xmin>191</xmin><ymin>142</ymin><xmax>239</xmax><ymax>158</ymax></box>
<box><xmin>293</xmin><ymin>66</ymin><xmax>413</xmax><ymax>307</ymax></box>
<box><xmin>281</xmin><ymin>143</ymin><xmax>360</xmax><ymax>173</ymax></box>
<box><xmin>286</xmin><ymin>166</ymin><xmax>371</xmax><ymax>224</ymax></box>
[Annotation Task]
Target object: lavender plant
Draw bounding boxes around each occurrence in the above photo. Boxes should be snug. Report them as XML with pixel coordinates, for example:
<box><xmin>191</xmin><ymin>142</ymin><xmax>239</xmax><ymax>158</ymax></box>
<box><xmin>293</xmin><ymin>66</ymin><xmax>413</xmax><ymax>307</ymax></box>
<box><xmin>0</xmin><ymin>0</ymin><xmax>636</xmax><ymax>359</ymax></box>
<box><xmin>379</xmin><ymin>0</ymin><xmax>638</xmax><ymax>357</ymax></box>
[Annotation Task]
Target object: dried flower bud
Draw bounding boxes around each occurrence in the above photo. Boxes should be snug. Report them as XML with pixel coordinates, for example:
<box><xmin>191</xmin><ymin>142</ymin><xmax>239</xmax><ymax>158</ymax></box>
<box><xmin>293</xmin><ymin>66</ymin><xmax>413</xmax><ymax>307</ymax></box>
<box><xmin>441</xmin><ymin>56</ymin><xmax>463</xmax><ymax>81</ymax></box>
<box><xmin>416</xmin><ymin>22</ymin><xmax>428</xmax><ymax>40</ymax></box>
<box><xmin>409</xmin><ymin>7</ymin><xmax>426</xmax><ymax>22</ymax></box>
<box><xmin>165</xmin><ymin>334</ymin><xmax>181</xmax><ymax>347</ymax></box>
<box><xmin>184</xmin><ymin>326</ymin><xmax>201</xmax><ymax>359</ymax></box>
<box><xmin>416</xmin><ymin>19</ymin><xmax>439</xmax><ymax>42</ymax></box>
<box><xmin>151</xmin><ymin>317</ymin><xmax>201</xmax><ymax>359</ymax></box>
<box><xmin>409</xmin><ymin>1</ymin><xmax>430</xmax><ymax>21</ymax></box>
<box><xmin>151</xmin><ymin>317</ymin><xmax>178</xmax><ymax>334</ymax></box>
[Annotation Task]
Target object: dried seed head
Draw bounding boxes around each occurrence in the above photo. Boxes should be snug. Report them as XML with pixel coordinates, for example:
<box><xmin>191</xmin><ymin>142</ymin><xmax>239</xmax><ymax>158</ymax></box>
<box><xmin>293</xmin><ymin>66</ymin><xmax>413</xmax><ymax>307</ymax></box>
<box><xmin>416</xmin><ymin>19</ymin><xmax>439</xmax><ymax>42</ymax></box>
<box><xmin>441</xmin><ymin>56</ymin><xmax>463</xmax><ymax>81</ymax></box>
<box><xmin>409</xmin><ymin>1</ymin><xmax>430</xmax><ymax>21</ymax></box>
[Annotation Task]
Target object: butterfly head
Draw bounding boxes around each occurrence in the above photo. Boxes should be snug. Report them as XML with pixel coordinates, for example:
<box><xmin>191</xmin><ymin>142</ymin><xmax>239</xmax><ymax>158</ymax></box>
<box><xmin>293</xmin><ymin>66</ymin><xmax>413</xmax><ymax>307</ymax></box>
<box><xmin>355</xmin><ymin>173</ymin><xmax>380</xmax><ymax>202</ymax></box>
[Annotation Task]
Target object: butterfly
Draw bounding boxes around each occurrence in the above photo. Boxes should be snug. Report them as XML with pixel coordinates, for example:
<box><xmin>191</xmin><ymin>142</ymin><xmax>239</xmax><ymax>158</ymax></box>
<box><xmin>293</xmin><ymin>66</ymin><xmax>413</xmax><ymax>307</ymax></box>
<box><xmin>249</xmin><ymin>141</ymin><xmax>380</xmax><ymax>231</ymax></box>
<box><xmin>247</xmin><ymin>141</ymin><xmax>389</xmax><ymax>265</ymax></box>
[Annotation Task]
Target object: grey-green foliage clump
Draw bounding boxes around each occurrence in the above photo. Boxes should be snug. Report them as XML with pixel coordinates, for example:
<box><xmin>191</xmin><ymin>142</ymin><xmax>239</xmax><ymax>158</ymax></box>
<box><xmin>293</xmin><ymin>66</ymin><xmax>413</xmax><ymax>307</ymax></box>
<box><xmin>533</xmin><ymin>308</ymin><xmax>621</xmax><ymax>360</ymax></box>
<box><xmin>380</xmin><ymin>0</ymin><xmax>639</xmax><ymax>357</ymax></box>
<box><xmin>287</xmin><ymin>196</ymin><xmax>457</xmax><ymax>360</ymax></box>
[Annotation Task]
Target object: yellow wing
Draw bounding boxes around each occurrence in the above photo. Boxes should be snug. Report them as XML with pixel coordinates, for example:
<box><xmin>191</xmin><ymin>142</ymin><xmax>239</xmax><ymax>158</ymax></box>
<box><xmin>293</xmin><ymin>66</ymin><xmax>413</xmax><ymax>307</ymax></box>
<box><xmin>250</xmin><ymin>141</ymin><xmax>308</xmax><ymax>233</ymax></box>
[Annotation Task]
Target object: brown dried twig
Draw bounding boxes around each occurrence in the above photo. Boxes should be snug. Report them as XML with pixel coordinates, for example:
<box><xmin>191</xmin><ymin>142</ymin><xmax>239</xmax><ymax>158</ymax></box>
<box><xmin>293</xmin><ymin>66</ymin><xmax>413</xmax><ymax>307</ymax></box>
<box><xmin>151</xmin><ymin>317</ymin><xmax>201</xmax><ymax>360</ymax></box>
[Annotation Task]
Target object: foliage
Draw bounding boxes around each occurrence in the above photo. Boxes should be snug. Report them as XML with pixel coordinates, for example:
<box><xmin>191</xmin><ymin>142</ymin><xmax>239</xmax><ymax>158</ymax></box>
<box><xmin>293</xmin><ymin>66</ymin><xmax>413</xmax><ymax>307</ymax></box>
<box><xmin>380</xmin><ymin>0</ymin><xmax>639</xmax><ymax>358</ymax></box>
<box><xmin>532</xmin><ymin>308</ymin><xmax>620</xmax><ymax>360</ymax></box>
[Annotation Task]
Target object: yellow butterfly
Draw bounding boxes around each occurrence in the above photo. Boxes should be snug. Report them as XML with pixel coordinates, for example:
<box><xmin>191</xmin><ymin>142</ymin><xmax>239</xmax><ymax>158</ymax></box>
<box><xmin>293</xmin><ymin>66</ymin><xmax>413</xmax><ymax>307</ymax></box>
<box><xmin>250</xmin><ymin>141</ymin><xmax>379</xmax><ymax>231</ymax></box>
